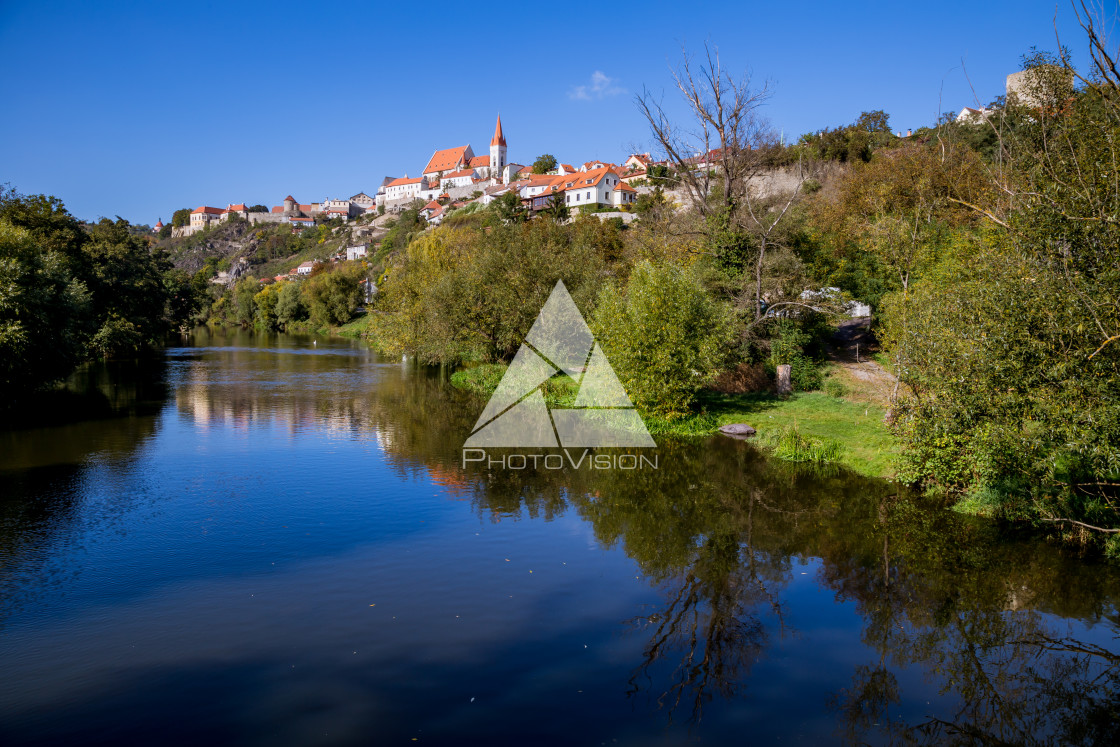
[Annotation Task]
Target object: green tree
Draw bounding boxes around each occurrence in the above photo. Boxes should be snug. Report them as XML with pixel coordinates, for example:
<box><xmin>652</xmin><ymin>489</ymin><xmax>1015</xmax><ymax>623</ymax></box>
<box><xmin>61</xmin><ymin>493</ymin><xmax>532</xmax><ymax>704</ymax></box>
<box><xmin>541</xmin><ymin>192</ymin><xmax>569</xmax><ymax>222</ymax></box>
<box><xmin>275</xmin><ymin>280</ymin><xmax>306</xmax><ymax>329</ymax></box>
<box><xmin>0</xmin><ymin>221</ymin><xmax>90</xmax><ymax>393</ymax></box>
<box><xmin>254</xmin><ymin>282</ymin><xmax>282</xmax><ymax>330</ymax></box>
<box><xmin>492</xmin><ymin>190</ymin><xmax>526</xmax><ymax>224</ymax></box>
<box><xmin>82</xmin><ymin>218</ymin><xmax>175</xmax><ymax>354</ymax></box>
<box><xmin>375</xmin><ymin>220</ymin><xmax>617</xmax><ymax>364</ymax></box>
<box><xmin>171</xmin><ymin>208</ymin><xmax>191</xmax><ymax>228</ymax></box>
<box><xmin>301</xmin><ymin>264</ymin><xmax>364</xmax><ymax>327</ymax></box>
<box><xmin>232</xmin><ymin>276</ymin><xmax>258</xmax><ymax>326</ymax></box>
<box><xmin>531</xmin><ymin>154</ymin><xmax>558</xmax><ymax>174</ymax></box>
<box><xmin>592</xmin><ymin>261</ymin><xmax>735</xmax><ymax>420</ymax></box>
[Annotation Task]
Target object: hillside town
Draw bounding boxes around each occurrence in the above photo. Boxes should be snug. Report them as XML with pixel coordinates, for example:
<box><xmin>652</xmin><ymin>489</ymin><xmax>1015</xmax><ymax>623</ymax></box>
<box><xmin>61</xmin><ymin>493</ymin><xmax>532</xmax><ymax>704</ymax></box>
<box><xmin>167</xmin><ymin>115</ymin><xmax>659</xmax><ymax>239</ymax></box>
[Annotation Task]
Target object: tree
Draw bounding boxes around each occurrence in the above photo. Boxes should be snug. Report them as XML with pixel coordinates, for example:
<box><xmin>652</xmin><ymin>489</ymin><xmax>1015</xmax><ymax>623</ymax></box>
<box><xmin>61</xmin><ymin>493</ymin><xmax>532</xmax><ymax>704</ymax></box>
<box><xmin>254</xmin><ymin>282</ymin><xmax>282</xmax><ymax>330</ymax></box>
<box><xmin>232</xmin><ymin>276</ymin><xmax>258</xmax><ymax>326</ymax></box>
<box><xmin>374</xmin><ymin>220</ymin><xmax>616</xmax><ymax>364</ymax></box>
<box><xmin>82</xmin><ymin>217</ymin><xmax>175</xmax><ymax>354</ymax></box>
<box><xmin>541</xmin><ymin>192</ymin><xmax>569</xmax><ymax>223</ymax></box>
<box><xmin>247</xmin><ymin>204</ymin><xmax>268</xmax><ymax>213</ymax></box>
<box><xmin>301</xmin><ymin>263</ymin><xmax>364</xmax><ymax>327</ymax></box>
<box><xmin>531</xmin><ymin>154</ymin><xmax>558</xmax><ymax>174</ymax></box>
<box><xmin>592</xmin><ymin>260</ymin><xmax>734</xmax><ymax>420</ymax></box>
<box><xmin>492</xmin><ymin>190</ymin><xmax>527</xmax><ymax>224</ymax></box>
<box><xmin>171</xmin><ymin>208</ymin><xmax>191</xmax><ymax>228</ymax></box>
<box><xmin>275</xmin><ymin>280</ymin><xmax>306</xmax><ymax>328</ymax></box>
<box><xmin>636</xmin><ymin>43</ymin><xmax>809</xmax><ymax>320</ymax></box>
<box><xmin>0</xmin><ymin>221</ymin><xmax>90</xmax><ymax>393</ymax></box>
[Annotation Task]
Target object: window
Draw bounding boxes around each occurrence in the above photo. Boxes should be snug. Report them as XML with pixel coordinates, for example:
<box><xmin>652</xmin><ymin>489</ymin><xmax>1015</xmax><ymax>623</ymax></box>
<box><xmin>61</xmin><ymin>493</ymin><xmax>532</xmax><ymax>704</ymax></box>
<box><xmin>586</xmin><ymin>191</ymin><xmax>591</xmax><ymax>200</ymax></box>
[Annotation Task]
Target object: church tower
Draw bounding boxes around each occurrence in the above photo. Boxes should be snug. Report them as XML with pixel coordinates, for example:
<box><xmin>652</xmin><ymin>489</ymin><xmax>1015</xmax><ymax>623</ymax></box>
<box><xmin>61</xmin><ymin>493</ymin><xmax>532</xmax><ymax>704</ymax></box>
<box><xmin>490</xmin><ymin>114</ymin><xmax>507</xmax><ymax>182</ymax></box>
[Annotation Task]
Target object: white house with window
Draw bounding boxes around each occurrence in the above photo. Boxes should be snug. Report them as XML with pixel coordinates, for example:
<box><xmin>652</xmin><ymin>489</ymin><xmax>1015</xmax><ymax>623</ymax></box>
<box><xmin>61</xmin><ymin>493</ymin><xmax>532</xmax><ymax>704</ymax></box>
<box><xmin>560</xmin><ymin>167</ymin><xmax>629</xmax><ymax>210</ymax></box>
<box><xmin>345</xmin><ymin>244</ymin><xmax>369</xmax><ymax>261</ymax></box>
<box><xmin>384</xmin><ymin>176</ymin><xmax>429</xmax><ymax>202</ymax></box>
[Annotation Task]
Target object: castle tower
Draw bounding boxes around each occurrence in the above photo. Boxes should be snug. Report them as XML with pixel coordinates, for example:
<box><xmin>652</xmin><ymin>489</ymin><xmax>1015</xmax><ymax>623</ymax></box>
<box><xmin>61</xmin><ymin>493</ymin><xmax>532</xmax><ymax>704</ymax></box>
<box><xmin>490</xmin><ymin>114</ymin><xmax>507</xmax><ymax>182</ymax></box>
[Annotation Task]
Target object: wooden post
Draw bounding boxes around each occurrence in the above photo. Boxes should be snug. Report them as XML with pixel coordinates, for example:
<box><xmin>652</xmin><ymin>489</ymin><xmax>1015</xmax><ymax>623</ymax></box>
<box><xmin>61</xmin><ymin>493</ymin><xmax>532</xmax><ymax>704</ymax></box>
<box><xmin>776</xmin><ymin>364</ymin><xmax>792</xmax><ymax>396</ymax></box>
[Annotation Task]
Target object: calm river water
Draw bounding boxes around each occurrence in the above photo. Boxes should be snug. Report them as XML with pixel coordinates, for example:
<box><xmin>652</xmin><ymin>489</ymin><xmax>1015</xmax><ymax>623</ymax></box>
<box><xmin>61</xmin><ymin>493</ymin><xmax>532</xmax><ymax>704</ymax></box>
<box><xmin>1</xmin><ymin>329</ymin><xmax>1118</xmax><ymax>746</ymax></box>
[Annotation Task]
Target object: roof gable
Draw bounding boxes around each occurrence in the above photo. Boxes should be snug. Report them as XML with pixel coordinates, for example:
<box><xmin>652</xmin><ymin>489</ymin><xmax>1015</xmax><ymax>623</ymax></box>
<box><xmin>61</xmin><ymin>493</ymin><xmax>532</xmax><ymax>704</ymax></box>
<box><xmin>423</xmin><ymin>145</ymin><xmax>472</xmax><ymax>175</ymax></box>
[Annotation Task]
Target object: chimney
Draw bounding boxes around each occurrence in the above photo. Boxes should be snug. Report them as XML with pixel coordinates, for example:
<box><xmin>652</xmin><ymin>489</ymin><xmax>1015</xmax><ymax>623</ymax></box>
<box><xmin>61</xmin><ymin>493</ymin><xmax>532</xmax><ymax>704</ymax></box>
<box><xmin>906</xmin><ymin>129</ymin><xmax>912</xmax><ymax>137</ymax></box>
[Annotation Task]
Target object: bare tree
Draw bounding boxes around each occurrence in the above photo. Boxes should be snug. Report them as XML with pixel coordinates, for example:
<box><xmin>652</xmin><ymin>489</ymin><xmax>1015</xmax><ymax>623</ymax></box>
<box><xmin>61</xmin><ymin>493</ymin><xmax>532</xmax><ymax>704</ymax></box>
<box><xmin>636</xmin><ymin>43</ymin><xmax>809</xmax><ymax>320</ymax></box>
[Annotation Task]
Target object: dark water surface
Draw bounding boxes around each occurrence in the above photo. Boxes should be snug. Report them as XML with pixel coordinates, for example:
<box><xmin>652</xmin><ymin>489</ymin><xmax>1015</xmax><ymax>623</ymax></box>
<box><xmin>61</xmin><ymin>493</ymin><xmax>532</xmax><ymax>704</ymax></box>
<box><xmin>1</xmin><ymin>329</ymin><xmax>1118</xmax><ymax>746</ymax></box>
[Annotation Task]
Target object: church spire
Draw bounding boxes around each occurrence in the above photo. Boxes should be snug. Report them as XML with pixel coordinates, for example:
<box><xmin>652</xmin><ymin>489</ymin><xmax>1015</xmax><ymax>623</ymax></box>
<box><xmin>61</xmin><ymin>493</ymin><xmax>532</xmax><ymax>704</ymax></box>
<box><xmin>490</xmin><ymin>114</ymin><xmax>506</xmax><ymax>147</ymax></box>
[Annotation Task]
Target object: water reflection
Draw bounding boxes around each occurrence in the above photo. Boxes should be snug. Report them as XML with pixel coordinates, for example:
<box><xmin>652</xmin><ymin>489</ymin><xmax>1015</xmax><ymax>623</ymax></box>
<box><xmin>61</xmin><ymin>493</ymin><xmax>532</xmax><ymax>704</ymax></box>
<box><xmin>361</xmin><ymin>363</ymin><xmax>1120</xmax><ymax>743</ymax></box>
<box><xmin>0</xmin><ymin>330</ymin><xmax>1117</xmax><ymax>745</ymax></box>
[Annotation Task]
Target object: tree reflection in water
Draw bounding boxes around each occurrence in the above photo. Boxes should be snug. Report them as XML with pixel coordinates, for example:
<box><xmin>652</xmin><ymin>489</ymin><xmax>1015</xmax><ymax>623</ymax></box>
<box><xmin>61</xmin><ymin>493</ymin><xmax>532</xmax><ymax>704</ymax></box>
<box><xmin>447</xmin><ymin>429</ymin><xmax>1120</xmax><ymax>742</ymax></box>
<box><xmin>12</xmin><ymin>337</ymin><xmax>1115</xmax><ymax>744</ymax></box>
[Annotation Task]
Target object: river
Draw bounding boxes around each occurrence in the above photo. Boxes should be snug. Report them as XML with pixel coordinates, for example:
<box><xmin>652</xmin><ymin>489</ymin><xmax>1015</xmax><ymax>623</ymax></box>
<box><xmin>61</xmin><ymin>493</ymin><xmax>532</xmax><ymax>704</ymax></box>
<box><xmin>1</xmin><ymin>329</ymin><xmax>1118</xmax><ymax>745</ymax></box>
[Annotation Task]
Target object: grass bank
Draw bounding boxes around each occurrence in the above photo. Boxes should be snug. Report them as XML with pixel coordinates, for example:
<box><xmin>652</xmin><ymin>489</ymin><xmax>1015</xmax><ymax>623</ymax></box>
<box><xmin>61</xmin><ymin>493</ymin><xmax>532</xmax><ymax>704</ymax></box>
<box><xmin>450</xmin><ymin>364</ymin><xmax>899</xmax><ymax>479</ymax></box>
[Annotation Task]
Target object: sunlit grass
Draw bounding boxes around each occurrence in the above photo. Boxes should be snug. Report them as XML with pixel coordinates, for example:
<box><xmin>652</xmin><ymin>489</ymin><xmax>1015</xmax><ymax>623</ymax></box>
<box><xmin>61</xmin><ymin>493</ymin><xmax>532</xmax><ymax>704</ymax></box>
<box><xmin>450</xmin><ymin>365</ymin><xmax>899</xmax><ymax>479</ymax></box>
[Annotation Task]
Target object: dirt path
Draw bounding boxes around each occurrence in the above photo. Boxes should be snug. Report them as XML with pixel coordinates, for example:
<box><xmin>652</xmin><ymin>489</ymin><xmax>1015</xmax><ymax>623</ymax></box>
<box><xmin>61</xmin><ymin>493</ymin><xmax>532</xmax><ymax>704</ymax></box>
<box><xmin>826</xmin><ymin>318</ymin><xmax>897</xmax><ymax>407</ymax></box>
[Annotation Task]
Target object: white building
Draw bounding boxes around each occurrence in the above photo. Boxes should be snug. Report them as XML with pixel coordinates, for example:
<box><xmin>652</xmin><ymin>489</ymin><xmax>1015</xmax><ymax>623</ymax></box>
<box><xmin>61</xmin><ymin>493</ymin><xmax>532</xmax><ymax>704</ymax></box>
<box><xmin>189</xmin><ymin>206</ymin><xmax>225</xmax><ymax>232</ymax></box>
<box><xmin>384</xmin><ymin>176</ymin><xmax>429</xmax><ymax>202</ymax></box>
<box><xmin>323</xmin><ymin>198</ymin><xmax>357</xmax><ymax>219</ymax></box>
<box><xmin>296</xmin><ymin>261</ymin><xmax>318</xmax><ymax>275</ymax></box>
<box><xmin>440</xmin><ymin>169</ymin><xmax>477</xmax><ymax>189</ymax></box>
<box><xmin>345</xmin><ymin>244</ymin><xmax>368</xmax><ymax>261</ymax></box>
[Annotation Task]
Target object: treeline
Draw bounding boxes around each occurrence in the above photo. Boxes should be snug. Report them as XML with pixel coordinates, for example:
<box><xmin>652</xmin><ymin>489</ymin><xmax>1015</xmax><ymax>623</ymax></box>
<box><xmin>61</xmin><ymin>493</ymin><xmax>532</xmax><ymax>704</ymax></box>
<box><xmin>209</xmin><ymin>263</ymin><xmax>367</xmax><ymax>331</ymax></box>
<box><xmin>0</xmin><ymin>187</ymin><xmax>206</xmax><ymax>399</ymax></box>
<box><xmin>791</xmin><ymin>56</ymin><xmax>1119</xmax><ymax>546</ymax></box>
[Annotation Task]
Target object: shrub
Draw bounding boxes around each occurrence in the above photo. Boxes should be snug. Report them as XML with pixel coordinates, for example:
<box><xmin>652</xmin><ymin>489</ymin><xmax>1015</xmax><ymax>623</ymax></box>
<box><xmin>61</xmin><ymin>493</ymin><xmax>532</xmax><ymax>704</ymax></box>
<box><xmin>763</xmin><ymin>425</ymin><xmax>844</xmax><ymax>463</ymax></box>
<box><xmin>592</xmin><ymin>261</ymin><xmax>734</xmax><ymax>420</ymax></box>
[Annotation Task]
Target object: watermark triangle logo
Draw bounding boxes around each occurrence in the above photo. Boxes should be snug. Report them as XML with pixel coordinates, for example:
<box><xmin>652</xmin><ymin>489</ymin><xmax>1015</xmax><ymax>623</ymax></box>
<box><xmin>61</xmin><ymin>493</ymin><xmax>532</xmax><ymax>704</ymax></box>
<box><xmin>464</xmin><ymin>280</ymin><xmax>656</xmax><ymax>448</ymax></box>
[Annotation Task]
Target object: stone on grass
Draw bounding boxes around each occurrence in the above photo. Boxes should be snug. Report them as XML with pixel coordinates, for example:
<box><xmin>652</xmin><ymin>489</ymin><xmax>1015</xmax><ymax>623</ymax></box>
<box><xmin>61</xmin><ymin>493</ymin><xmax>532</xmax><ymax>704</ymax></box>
<box><xmin>718</xmin><ymin>423</ymin><xmax>757</xmax><ymax>438</ymax></box>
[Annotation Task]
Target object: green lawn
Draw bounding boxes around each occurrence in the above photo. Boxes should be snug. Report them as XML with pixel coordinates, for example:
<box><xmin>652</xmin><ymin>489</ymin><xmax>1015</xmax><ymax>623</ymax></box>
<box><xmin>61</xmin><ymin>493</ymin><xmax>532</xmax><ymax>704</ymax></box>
<box><xmin>335</xmin><ymin>311</ymin><xmax>373</xmax><ymax>338</ymax></box>
<box><xmin>449</xmin><ymin>365</ymin><xmax>899</xmax><ymax>479</ymax></box>
<box><xmin>697</xmin><ymin>391</ymin><xmax>898</xmax><ymax>478</ymax></box>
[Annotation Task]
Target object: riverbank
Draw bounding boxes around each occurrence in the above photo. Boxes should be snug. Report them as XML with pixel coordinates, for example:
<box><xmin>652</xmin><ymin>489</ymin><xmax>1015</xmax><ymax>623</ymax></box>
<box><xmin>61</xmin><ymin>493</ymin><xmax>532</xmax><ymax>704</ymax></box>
<box><xmin>450</xmin><ymin>364</ymin><xmax>899</xmax><ymax>479</ymax></box>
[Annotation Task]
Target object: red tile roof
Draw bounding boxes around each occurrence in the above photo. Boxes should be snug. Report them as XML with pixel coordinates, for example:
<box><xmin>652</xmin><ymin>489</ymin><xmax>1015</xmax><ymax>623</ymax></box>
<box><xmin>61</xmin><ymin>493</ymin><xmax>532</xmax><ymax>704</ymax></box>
<box><xmin>491</xmin><ymin>114</ymin><xmax>506</xmax><ymax>147</ymax></box>
<box><xmin>192</xmin><ymin>206</ymin><xmax>225</xmax><ymax>215</ymax></box>
<box><xmin>423</xmin><ymin>146</ymin><xmax>471</xmax><ymax>176</ymax></box>
<box><xmin>387</xmin><ymin>176</ymin><xmax>425</xmax><ymax>187</ymax></box>
<box><xmin>442</xmin><ymin>169</ymin><xmax>474</xmax><ymax>179</ymax></box>
<box><xmin>284</xmin><ymin>195</ymin><xmax>296</xmax><ymax>202</ymax></box>
<box><xmin>272</xmin><ymin>206</ymin><xmax>284</xmax><ymax>213</ymax></box>
<box><xmin>227</xmin><ymin>203</ymin><xmax>246</xmax><ymax>211</ymax></box>
<box><xmin>468</xmin><ymin>155</ymin><xmax>490</xmax><ymax>168</ymax></box>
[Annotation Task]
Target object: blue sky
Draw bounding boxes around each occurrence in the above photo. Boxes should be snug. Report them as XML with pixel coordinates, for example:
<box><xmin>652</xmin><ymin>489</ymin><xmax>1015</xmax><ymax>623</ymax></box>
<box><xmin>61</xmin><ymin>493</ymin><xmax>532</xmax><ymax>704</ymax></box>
<box><xmin>0</xmin><ymin>0</ymin><xmax>1105</xmax><ymax>225</ymax></box>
